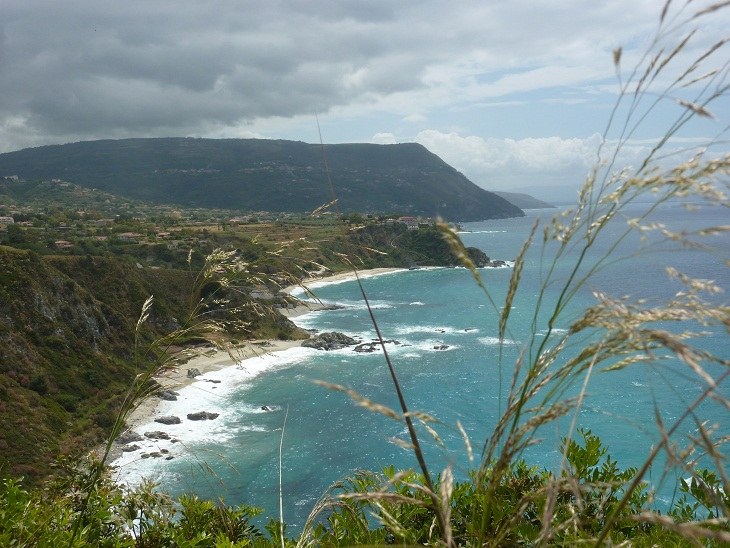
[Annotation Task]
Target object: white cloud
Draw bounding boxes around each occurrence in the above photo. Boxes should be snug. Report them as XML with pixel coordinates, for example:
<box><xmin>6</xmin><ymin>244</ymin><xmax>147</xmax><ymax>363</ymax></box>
<box><xmin>402</xmin><ymin>113</ymin><xmax>427</xmax><ymax>123</ymax></box>
<box><xmin>371</xmin><ymin>132</ymin><xmax>397</xmax><ymax>145</ymax></box>
<box><xmin>412</xmin><ymin>129</ymin><xmax>662</xmax><ymax>192</ymax></box>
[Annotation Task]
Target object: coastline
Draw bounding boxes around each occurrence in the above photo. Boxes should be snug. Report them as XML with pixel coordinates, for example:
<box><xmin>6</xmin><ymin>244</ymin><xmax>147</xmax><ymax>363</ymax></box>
<box><xmin>282</xmin><ymin>266</ymin><xmax>407</xmax><ymax>295</ymax></box>
<box><xmin>108</xmin><ymin>266</ymin><xmax>406</xmax><ymax>472</ymax></box>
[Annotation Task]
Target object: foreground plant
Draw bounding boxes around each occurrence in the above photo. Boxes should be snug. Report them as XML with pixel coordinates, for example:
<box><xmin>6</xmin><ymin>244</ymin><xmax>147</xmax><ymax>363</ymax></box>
<box><xmin>308</xmin><ymin>2</ymin><xmax>729</xmax><ymax>546</ymax></box>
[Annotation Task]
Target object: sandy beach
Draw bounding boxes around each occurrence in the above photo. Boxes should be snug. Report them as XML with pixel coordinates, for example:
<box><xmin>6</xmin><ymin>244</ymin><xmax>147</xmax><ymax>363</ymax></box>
<box><xmin>282</xmin><ymin>266</ymin><xmax>406</xmax><ymax>295</ymax></box>
<box><xmin>109</xmin><ymin>266</ymin><xmax>406</xmax><ymax>464</ymax></box>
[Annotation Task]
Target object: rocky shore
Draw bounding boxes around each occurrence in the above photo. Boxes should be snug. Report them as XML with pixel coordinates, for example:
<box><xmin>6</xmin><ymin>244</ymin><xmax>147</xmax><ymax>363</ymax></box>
<box><xmin>107</xmin><ymin>267</ymin><xmax>406</xmax><ymax>470</ymax></box>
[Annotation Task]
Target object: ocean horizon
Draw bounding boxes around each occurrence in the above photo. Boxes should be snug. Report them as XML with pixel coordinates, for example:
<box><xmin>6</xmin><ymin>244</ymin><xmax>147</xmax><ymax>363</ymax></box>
<box><xmin>112</xmin><ymin>201</ymin><xmax>729</xmax><ymax>530</ymax></box>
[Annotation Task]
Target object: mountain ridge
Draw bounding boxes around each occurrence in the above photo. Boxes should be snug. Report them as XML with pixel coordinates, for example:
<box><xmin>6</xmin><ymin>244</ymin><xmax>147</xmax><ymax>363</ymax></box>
<box><xmin>0</xmin><ymin>138</ymin><xmax>524</xmax><ymax>222</ymax></box>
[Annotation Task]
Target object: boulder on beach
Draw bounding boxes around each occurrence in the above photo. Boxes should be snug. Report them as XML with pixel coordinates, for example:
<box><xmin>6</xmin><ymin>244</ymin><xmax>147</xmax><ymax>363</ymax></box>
<box><xmin>187</xmin><ymin>411</ymin><xmax>220</xmax><ymax>421</ymax></box>
<box><xmin>118</xmin><ymin>431</ymin><xmax>144</xmax><ymax>444</ymax></box>
<box><xmin>187</xmin><ymin>368</ymin><xmax>201</xmax><ymax>378</ymax></box>
<box><xmin>144</xmin><ymin>430</ymin><xmax>171</xmax><ymax>440</ymax></box>
<box><xmin>154</xmin><ymin>416</ymin><xmax>181</xmax><ymax>425</ymax></box>
<box><xmin>158</xmin><ymin>389</ymin><xmax>179</xmax><ymax>401</ymax></box>
<box><xmin>302</xmin><ymin>331</ymin><xmax>357</xmax><ymax>351</ymax></box>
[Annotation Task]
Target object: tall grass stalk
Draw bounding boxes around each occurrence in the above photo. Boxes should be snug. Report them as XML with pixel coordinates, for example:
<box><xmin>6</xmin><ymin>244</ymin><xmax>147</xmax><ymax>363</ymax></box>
<box><xmin>311</xmin><ymin>2</ymin><xmax>729</xmax><ymax>545</ymax></box>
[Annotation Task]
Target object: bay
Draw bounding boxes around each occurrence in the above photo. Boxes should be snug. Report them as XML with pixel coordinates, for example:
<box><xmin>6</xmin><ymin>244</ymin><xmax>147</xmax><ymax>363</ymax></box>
<box><xmin>116</xmin><ymin>201</ymin><xmax>729</xmax><ymax>529</ymax></box>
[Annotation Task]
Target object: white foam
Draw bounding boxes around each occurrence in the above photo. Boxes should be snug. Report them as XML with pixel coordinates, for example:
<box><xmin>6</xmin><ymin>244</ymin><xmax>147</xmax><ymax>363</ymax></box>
<box><xmin>478</xmin><ymin>336</ymin><xmax>520</xmax><ymax>346</ymax></box>
<box><xmin>110</xmin><ymin>345</ymin><xmax>318</xmax><ymax>486</ymax></box>
<box><xmin>393</xmin><ymin>324</ymin><xmax>478</xmax><ymax>336</ymax></box>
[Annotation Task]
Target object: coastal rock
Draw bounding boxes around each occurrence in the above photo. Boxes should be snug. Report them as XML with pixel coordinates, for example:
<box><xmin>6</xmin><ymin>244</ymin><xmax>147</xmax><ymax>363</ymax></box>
<box><xmin>187</xmin><ymin>411</ymin><xmax>220</xmax><ymax>421</ymax></box>
<box><xmin>121</xmin><ymin>444</ymin><xmax>140</xmax><ymax>452</ymax></box>
<box><xmin>154</xmin><ymin>415</ymin><xmax>181</xmax><ymax>425</ymax></box>
<box><xmin>158</xmin><ymin>389</ymin><xmax>179</xmax><ymax>401</ymax></box>
<box><xmin>301</xmin><ymin>331</ymin><xmax>357</xmax><ymax>351</ymax></box>
<box><xmin>118</xmin><ymin>431</ymin><xmax>144</xmax><ymax>444</ymax></box>
<box><xmin>144</xmin><ymin>430</ymin><xmax>171</xmax><ymax>440</ymax></box>
<box><xmin>354</xmin><ymin>342</ymin><xmax>378</xmax><ymax>353</ymax></box>
<box><xmin>187</xmin><ymin>368</ymin><xmax>201</xmax><ymax>378</ymax></box>
<box><xmin>433</xmin><ymin>344</ymin><xmax>450</xmax><ymax>351</ymax></box>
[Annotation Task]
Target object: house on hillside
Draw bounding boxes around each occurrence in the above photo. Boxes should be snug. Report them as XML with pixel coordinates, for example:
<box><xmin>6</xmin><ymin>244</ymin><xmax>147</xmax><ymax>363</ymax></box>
<box><xmin>398</xmin><ymin>216</ymin><xmax>419</xmax><ymax>230</ymax></box>
<box><xmin>117</xmin><ymin>232</ymin><xmax>143</xmax><ymax>242</ymax></box>
<box><xmin>0</xmin><ymin>216</ymin><xmax>14</xmax><ymax>225</ymax></box>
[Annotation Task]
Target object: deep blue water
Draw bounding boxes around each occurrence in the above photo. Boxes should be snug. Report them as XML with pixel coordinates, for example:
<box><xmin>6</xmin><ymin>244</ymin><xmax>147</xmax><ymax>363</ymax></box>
<box><xmin>122</xmin><ymin>202</ymin><xmax>729</xmax><ymax>528</ymax></box>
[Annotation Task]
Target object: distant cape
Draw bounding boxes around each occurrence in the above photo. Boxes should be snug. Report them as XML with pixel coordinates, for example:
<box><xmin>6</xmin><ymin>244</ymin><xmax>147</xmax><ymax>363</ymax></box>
<box><xmin>0</xmin><ymin>137</ymin><xmax>524</xmax><ymax>222</ymax></box>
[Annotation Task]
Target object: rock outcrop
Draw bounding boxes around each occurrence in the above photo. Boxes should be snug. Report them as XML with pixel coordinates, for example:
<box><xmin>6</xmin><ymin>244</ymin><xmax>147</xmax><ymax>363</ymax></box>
<box><xmin>301</xmin><ymin>332</ymin><xmax>357</xmax><ymax>351</ymax></box>
<box><xmin>187</xmin><ymin>411</ymin><xmax>220</xmax><ymax>421</ymax></box>
<box><xmin>154</xmin><ymin>416</ymin><xmax>181</xmax><ymax>425</ymax></box>
<box><xmin>144</xmin><ymin>431</ymin><xmax>171</xmax><ymax>440</ymax></box>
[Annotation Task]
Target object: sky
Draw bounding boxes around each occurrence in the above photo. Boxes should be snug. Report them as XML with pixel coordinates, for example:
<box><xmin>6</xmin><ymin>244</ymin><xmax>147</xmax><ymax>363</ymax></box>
<box><xmin>2</xmin><ymin>0</ymin><xmax>728</xmax><ymax>201</ymax></box>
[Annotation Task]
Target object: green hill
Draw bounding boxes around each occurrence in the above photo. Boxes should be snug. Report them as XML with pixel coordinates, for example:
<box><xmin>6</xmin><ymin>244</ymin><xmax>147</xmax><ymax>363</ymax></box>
<box><xmin>0</xmin><ymin>138</ymin><xmax>523</xmax><ymax>222</ymax></box>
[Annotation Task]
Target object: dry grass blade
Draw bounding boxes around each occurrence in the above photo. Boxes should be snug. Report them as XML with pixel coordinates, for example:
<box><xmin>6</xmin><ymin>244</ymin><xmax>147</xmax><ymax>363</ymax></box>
<box><xmin>676</xmin><ymin>98</ymin><xmax>715</xmax><ymax>118</ymax></box>
<box><xmin>694</xmin><ymin>0</ymin><xmax>730</xmax><ymax>18</ymax></box>
<box><xmin>312</xmin><ymin>380</ymin><xmax>402</xmax><ymax>420</ymax></box>
<box><xmin>500</xmin><ymin>219</ymin><xmax>538</xmax><ymax>341</ymax></box>
<box><xmin>456</xmin><ymin>420</ymin><xmax>474</xmax><ymax>465</ymax></box>
<box><xmin>439</xmin><ymin>466</ymin><xmax>454</xmax><ymax>547</ymax></box>
<box><xmin>633</xmin><ymin>513</ymin><xmax>730</xmax><ymax>543</ymax></box>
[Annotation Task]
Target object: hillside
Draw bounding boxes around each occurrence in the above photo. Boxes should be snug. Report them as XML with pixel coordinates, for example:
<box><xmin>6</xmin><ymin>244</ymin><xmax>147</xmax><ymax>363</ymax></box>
<box><xmin>0</xmin><ymin>206</ymin><xmax>502</xmax><ymax>482</ymax></box>
<box><xmin>0</xmin><ymin>138</ymin><xmax>523</xmax><ymax>222</ymax></box>
<box><xmin>492</xmin><ymin>190</ymin><xmax>555</xmax><ymax>209</ymax></box>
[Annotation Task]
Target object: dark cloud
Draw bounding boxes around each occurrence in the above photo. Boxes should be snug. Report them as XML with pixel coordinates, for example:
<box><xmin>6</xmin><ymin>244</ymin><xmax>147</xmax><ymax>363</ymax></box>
<box><xmin>1</xmin><ymin>0</ymin><xmax>727</xmax><ymax>152</ymax></box>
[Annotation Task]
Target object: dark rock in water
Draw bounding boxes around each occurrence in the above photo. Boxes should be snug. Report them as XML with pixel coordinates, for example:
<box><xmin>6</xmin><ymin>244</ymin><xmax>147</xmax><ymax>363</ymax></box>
<box><xmin>354</xmin><ymin>342</ymin><xmax>378</xmax><ymax>353</ymax></box>
<box><xmin>165</xmin><ymin>456</ymin><xmax>174</xmax><ymax>460</ymax></box>
<box><xmin>149</xmin><ymin>452</ymin><xmax>162</xmax><ymax>458</ymax></box>
<box><xmin>154</xmin><ymin>415</ymin><xmax>181</xmax><ymax>425</ymax></box>
<box><xmin>354</xmin><ymin>339</ymin><xmax>400</xmax><ymax>353</ymax></box>
<box><xmin>302</xmin><ymin>331</ymin><xmax>357</xmax><ymax>351</ymax></box>
<box><xmin>187</xmin><ymin>411</ymin><xmax>220</xmax><ymax>421</ymax></box>
<box><xmin>121</xmin><ymin>444</ymin><xmax>140</xmax><ymax>452</ymax></box>
<box><xmin>118</xmin><ymin>431</ymin><xmax>144</xmax><ymax>444</ymax></box>
<box><xmin>205</xmin><ymin>379</ymin><xmax>221</xmax><ymax>384</ymax></box>
<box><xmin>187</xmin><ymin>368</ymin><xmax>201</xmax><ymax>378</ymax></box>
<box><xmin>261</xmin><ymin>405</ymin><xmax>272</xmax><ymax>412</ymax></box>
<box><xmin>433</xmin><ymin>344</ymin><xmax>449</xmax><ymax>351</ymax></box>
<box><xmin>487</xmin><ymin>259</ymin><xmax>507</xmax><ymax>268</ymax></box>
<box><xmin>144</xmin><ymin>430</ymin><xmax>171</xmax><ymax>440</ymax></box>
<box><xmin>158</xmin><ymin>389</ymin><xmax>179</xmax><ymax>401</ymax></box>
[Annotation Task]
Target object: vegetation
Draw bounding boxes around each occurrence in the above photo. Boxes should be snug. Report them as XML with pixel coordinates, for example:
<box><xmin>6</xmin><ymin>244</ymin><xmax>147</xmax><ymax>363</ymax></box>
<box><xmin>0</xmin><ymin>138</ymin><xmax>524</xmax><ymax>221</ymax></box>
<box><xmin>0</xmin><ymin>2</ymin><xmax>729</xmax><ymax>546</ymax></box>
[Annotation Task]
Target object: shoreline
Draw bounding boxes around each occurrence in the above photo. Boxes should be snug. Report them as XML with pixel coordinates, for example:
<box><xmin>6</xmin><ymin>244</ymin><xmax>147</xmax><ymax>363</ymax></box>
<box><xmin>282</xmin><ymin>266</ymin><xmax>406</xmax><ymax>295</ymax></box>
<box><xmin>107</xmin><ymin>266</ymin><xmax>406</xmax><ymax>470</ymax></box>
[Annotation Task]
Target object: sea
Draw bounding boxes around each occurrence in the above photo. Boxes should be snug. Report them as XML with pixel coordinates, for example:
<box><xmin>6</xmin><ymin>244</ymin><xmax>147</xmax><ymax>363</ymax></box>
<box><xmin>112</xmin><ymin>201</ymin><xmax>729</xmax><ymax>529</ymax></box>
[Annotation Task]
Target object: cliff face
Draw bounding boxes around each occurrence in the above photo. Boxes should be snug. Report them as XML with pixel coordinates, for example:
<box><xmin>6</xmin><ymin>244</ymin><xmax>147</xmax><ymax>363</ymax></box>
<box><xmin>0</xmin><ymin>249</ymin><xmax>298</xmax><ymax>481</ymax></box>
<box><xmin>0</xmin><ymin>138</ymin><xmax>524</xmax><ymax>221</ymax></box>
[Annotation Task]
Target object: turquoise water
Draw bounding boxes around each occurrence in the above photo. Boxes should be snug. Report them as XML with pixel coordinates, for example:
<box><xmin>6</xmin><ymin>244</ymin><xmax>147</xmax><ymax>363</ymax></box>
<box><xmin>119</xmin><ymin>202</ymin><xmax>729</xmax><ymax>528</ymax></box>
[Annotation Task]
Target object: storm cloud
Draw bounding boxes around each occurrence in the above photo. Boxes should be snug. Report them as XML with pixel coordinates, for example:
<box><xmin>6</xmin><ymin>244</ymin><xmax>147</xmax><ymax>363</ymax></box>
<box><xmin>1</xmin><ymin>0</ymin><xmax>727</xmax><ymax>195</ymax></box>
